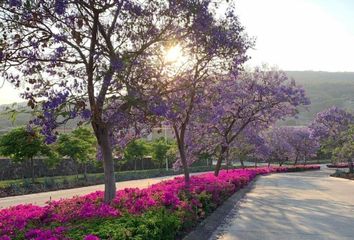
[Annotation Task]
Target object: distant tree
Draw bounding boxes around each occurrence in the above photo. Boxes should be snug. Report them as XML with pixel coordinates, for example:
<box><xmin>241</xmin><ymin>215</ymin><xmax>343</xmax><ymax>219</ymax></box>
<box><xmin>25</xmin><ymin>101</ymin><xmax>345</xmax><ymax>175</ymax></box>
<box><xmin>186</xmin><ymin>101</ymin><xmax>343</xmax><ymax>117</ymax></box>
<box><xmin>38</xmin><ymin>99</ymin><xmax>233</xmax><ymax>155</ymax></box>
<box><xmin>332</xmin><ymin>125</ymin><xmax>354</xmax><ymax>173</ymax></box>
<box><xmin>123</xmin><ymin>139</ymin><xmax>148</xmax><ymax>171</ymax></box>
<box><xmin>229</xmin><ymin>130</ymin><xmax>269</xmax><ymax>168</ymax></box>
<box><xmin>309</xmin><ymin>107</ymin><xmax>353</xmax><ymax>159</ymax></box>
<box><xmin>191</xmin><ymin>68</ymin><xmax>310</xmax><ymax>176</ymax></box>
<box><xmin>166</xmin><ymin>142</ymin><xmax>178</xmax><ymax>168</ymax></box>
<box><xmin>0</xmin><ymin>127</ymin><xmax>52</xmax><ymax>183</ymax></box>
<box><xmin>285</xmin><ymin>127</ymin><xmax>319</xmax><ymax>165</ymax></box>
<box><xmin>57</xmin><ymin>127</ymin><xmax>96</xmax><ymax>181</ymax></box>
<box><xmin>264</xmin><ymin>127</ymin><xmax>293</xmax><ymax>166</ymax></box>
<box><xmin>150</xmin><ymin>138</ymin><xmax>175</xmax><ymax>171</ymax></box>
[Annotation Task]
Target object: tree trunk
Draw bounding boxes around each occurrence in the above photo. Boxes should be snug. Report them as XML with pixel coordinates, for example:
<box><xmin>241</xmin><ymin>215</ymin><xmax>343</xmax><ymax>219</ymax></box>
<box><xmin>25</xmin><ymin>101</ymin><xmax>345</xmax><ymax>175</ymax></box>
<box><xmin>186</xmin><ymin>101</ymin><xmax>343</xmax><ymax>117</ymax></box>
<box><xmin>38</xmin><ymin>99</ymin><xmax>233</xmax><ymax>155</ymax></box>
<box><xmin>268</xmin><ymin>161</ymin><xmax>271</xmax><ymax>167</ymax></box>
<box><xmin>240</xmin><ymin>158</ymin><xmax>245</xmax><ymax>169</ymax></box>
<box><xmin>173</xmin><ymin>125</ymin><xmax>190</xmax><ymax>185</ymax></box>
<box><xmin>141</xmin><ymin>158</ymin><xmax>144</xmax><ymax>170</ymax></box>
<box><xmin>83</xmin><ymin>163</ymin><xmax>88</xmax><ymax>182</ymax></box>
<box><xmin>226</xmin><ymin>149</ymin><xmax>229</xmax><ymax>172</ymax></box>
<box><xmin>294</xmin><ymin>156</ymin><xmax>298</xmax><ymax>165</ymax></box>
<box><xmin>97</xmin><ymin>127</ymin><xmax>116</xmax><ymax>203</ymax></box>
<box><xmin>179</xmin><ymin>146</ymin><xmax>190</xmax><ymax>185</ymax></box>
<box><xmin>30</xmin><ymin>157</ymin><xmax>35</xmax><ymax>183</ymax></box>
<box><xmin>215</xmin><ymin>146</ymin><xmax>228</xmax><ymax>177</ymax></box>
<box><xmin>75</xmin><ymin>162</ymin><xmax>79</xmax><ymax>180</ymax></box>
<box><xmin>134</xmin><ymin>159</ymin><xmax>137</xmax><ymax>171</ymax></box>
<box><xmin>348</xmin><ymin>159</ymin><xmax>354</xmax><ymax>173</ymax></box>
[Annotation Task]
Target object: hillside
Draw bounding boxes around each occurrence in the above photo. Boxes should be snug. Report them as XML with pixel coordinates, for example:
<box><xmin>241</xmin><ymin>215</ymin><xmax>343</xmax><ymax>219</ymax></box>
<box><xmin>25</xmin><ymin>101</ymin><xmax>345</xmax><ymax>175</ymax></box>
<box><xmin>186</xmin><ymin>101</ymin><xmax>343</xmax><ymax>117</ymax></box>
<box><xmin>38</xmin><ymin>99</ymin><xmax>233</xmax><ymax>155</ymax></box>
<box><xmin>0</xmin><ymin>71</ymin><xmax>353</xmax><ymax>131</ymax></box>
<box><xmin>282</xmin><ymin>71</ymin><xmax>354</xmax><ymax>125</ymax></box>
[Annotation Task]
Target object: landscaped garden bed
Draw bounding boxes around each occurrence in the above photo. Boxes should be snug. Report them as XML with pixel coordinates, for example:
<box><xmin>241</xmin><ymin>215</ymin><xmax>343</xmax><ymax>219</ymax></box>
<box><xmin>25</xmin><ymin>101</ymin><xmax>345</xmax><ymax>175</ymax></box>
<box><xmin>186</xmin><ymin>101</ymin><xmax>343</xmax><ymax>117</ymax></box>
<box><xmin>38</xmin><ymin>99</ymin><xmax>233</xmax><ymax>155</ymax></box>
<box><xmin>330</xmin><ymin>169</ymin><xmax>354</xmax><ymax>180</ymax></box>
<box><xmin>326</xmin><ymin>163</ymin><xmax>349</xmax><ymax>168</ymax></box>
<box><xmin>0</xmin><ymin>166</ymin><xmax>217</xmax><ymax>198</ymax></box>
<box><xmin>0</xmin><ymin>165</ymin><xmax>319</xmax><ymax>240</ymax></box>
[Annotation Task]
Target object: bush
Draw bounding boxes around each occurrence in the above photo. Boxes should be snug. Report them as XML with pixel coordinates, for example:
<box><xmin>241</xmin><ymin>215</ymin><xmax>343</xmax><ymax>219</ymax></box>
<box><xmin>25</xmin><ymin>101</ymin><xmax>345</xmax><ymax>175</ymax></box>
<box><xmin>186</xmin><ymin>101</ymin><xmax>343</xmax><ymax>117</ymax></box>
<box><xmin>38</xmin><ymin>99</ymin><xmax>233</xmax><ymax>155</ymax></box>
<box><xmin>22</xmin><ymin>178</ymin><xmax>32</xmax><ymax>192</ymax></box>
<box><xmin>43</xmin><ymin>177</ymin><xmax>56</xmax><ymax>190</ymax></box>
<box><xmin>66</xmin><ymin>208</ymin><xmax>181</xmax><ymax>240</ymax></box>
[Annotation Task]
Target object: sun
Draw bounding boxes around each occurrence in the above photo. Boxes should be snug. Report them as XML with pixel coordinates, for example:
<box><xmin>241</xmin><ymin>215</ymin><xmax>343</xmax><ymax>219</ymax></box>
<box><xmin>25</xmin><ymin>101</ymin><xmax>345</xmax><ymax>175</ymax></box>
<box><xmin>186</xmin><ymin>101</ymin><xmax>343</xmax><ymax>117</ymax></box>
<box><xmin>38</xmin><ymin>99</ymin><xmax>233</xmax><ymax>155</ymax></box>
<box><xmin>164</xmin><ymin>44</ymin><xmax>184</xmax><ymax>63</ymax></box>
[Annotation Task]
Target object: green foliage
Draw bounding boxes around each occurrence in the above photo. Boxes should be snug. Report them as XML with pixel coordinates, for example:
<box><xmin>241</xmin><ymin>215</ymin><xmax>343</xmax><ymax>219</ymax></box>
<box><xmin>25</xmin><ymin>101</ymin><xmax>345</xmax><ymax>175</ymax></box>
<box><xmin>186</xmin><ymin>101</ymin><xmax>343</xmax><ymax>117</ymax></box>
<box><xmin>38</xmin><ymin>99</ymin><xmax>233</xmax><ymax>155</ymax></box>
<box><xmin>150</xmin><ymin>138</ymin><xmax>175</xmax><ymax>169</ymax></box>
<box><xmin>0</xmin><ymin>127</ymin><xmax>54</xmax><ymax>182</ymax></box>
<box><xmin>332</xmin><ymin>125</ymin><xmax>354</xmax><ymax>172</ymax></box>
<box><xmin>57</xmin><ymin>127</ymin><xmax>97</xmax><ymax>165</ymax></box>
<box><xmin>124</xmin><ymin>139</ymin><xmax>149</xmax><ymax>166</ymax></box>
<box><xmin>0</xmin><ymin>127</ymin><xmax>49</xmax><ymax>162</ymax></box>
<box><xmin>66</xmin><ymin>208</ymin><xmax>181</xmax><ymax>240</ymax></box>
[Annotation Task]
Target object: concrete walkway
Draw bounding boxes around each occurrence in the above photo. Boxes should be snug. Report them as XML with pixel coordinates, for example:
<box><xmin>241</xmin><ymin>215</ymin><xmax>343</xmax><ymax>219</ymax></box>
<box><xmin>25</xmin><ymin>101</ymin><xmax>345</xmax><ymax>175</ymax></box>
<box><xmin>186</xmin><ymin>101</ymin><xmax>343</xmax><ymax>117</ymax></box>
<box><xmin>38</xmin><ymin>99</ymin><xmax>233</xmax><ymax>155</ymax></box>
<box><xmin>211</xmin><ymin>167</ymin><xmax>354</xmax><ymax>240</ymax></box>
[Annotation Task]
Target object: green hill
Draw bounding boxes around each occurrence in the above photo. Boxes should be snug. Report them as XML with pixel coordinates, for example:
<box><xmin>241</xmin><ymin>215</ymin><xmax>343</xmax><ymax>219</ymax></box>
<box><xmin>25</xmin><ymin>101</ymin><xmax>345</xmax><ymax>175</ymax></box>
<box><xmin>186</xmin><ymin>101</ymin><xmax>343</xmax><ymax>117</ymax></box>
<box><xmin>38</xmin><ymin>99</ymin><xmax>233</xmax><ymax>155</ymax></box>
<box><xmin>282</xmin><ymin>71</ymin><xmax>354</xmax><ymax>125</ymax></box>
<box><xmin>0</xmin><ymin>71</ymin><xmax>353</xmax><ymax>131</ymax></box>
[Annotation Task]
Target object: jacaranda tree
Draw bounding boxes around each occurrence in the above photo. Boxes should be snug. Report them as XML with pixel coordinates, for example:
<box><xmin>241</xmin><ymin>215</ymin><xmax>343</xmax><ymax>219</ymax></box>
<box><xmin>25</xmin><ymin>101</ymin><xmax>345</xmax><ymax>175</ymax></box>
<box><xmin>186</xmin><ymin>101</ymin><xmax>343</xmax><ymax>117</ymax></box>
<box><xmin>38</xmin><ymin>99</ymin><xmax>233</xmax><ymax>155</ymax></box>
<box><xmin>0</xmin><ymin>0</ymin><xmax>235</xmax><ymax>201</ymax></box>
<box><xmin>309</xmin><ymin>107</ymin><xmax>353</xmax><ymax>158</ymax></box>
<box><xmin>263</xmin><ymin>127</ymin><xmax>293</xmax><ymax>166</ymax></box>
<box><xmin>264</xmin><ymin>126</ymin><xmax>319</xmax><ymax>166</ymax></box>
<box><xmin>157</xmin><ymin>2</ymin><xmax>252</xmax><ymax>184</ymax></box>
<box><xmin>228</xmin><ymin>129</ymin><xmax>269</xmax><ymax>168</ymax></box>
<box><xmin>193</xmin><ymin>67</ymin><xmax>310</xmax><ymax>176</ymax></box>
<box><xmin>285</xmin><ymin>127</ymin><xmax>319</xmax><ymax>164</ymax></box>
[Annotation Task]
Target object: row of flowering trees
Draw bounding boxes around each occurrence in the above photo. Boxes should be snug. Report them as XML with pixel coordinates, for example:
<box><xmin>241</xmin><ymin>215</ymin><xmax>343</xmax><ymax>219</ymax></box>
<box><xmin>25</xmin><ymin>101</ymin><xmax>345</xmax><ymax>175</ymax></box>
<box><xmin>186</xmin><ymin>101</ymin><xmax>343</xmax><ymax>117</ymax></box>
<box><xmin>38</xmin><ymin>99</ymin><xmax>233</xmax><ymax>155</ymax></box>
<box><xmin>260</xmin><ymin>106</ymin><xmax>354</xmax><ymax>170</ymax></box>
<box><xmin>0</xmin><ymin>0</ymin><xmax>312</xmax><ymax>202</ymax></box>
<box><xmin>0</xmin><ymin>0</ymin><xmax>252</xmax><ymax>202</ymax></box>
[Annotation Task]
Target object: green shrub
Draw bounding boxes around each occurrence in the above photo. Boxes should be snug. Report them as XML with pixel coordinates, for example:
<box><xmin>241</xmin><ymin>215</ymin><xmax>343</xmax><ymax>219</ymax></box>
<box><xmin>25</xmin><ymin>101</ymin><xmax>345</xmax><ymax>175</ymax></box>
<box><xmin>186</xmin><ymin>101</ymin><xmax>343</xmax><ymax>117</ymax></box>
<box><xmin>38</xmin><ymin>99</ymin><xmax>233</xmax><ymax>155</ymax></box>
<box><xmin>43</xmin><ymin>177</ymin><xmax>56</xmax><ymax>189</ymax></box>
<box><xmin>9</xmin><ymin>182</ymin><xmax>22</xmax><ymax>195</ymax></box>
<box><xmin>66</xmin><ymin>208</ymin><xmax>181</xmax><ymax>240</ymax></box>
<box><xmin>22</xmin><ymin>178</ymin><xmax>32</xmax><ymax>191</ymax></box>
<box><xmin>62</xmin><ymin>177</ymin><xmax>69</xmax><ymax>186</ymax></box>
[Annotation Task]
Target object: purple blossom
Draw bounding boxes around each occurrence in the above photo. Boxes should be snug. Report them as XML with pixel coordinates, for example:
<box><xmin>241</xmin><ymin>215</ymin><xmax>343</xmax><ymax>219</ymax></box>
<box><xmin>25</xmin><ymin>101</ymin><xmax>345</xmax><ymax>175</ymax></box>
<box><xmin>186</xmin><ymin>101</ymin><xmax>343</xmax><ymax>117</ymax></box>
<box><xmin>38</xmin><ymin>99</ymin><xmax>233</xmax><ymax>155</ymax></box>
<box><xmin>81</xmin><ymin>109</ymin><xmax>92</xmax><ymax>120</ymax></box>
<box><xmin>9</xmin><ymin>0</ymin><xmax>21</xmax><ymax>7</ymax></box>
<box><xmin>309</xmin><ymin>106</ymin><xmax>353</xmax><ymax>140</ymax></box>
<box><xmin>111</xmin><ymin>58</ymin><xmax>124</xmax><ymax>72</ymax></box>
<box><xmin>55</xmin><ymin>0</ymin><xmax>68</xmax><ymax>15</ymax></box>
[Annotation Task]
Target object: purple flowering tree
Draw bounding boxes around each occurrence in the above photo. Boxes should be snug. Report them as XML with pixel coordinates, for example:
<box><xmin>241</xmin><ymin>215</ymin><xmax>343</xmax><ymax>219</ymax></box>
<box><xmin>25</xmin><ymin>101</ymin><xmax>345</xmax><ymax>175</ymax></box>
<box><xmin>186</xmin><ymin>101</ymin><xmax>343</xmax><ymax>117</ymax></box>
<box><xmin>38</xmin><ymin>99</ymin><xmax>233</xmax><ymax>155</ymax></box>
<box><xmin>161</xmin><ymin>3</ymin><xmax>252</xmax><ymax>184</ymax></box>
<box><xmin>309</xmin><ymin>107</ymin><xmax>353</xmax><ymax>140</ymax></box>
<box><xmin>228</xmin><ymin>129</ymin><xmax>270</xmax><ymax>168</ymax></box>
<box><xmin>309</xmin><ymin>107</ymin><xmax>353</xmax><ymax>157</ymax></box>
<box><xmin>263</xmin><ymin>127</ymin><xmax>293</xmax><ymax>166</ymax></box>
<box><xmin>285</xmin><ymin>127</ymin><xmax>319</xmax><ymax>164</ymax></box>
<box><xmin>264</xmin><ymin>126</ymin><xmax>319</xmax><ymax>166</ymax></box>
<box><xmin>0</xmin><ymin>0</ymin><xmax>228</xmax><ymax>202</ymax></box>
<box><xmin>195</xmin><ymin>67</ymin><xmax>310</xmax><ymax>176</ymax></box>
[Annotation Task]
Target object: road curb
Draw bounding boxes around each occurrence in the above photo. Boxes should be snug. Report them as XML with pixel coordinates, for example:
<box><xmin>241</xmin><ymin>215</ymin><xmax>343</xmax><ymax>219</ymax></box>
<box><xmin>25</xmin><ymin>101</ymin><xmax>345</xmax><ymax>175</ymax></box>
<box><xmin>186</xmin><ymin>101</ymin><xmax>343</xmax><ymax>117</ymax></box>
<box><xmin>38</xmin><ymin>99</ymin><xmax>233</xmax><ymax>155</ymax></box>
<box><xmin>183</xmin><ymin>175</ymin><xmax>259</xmax><ymax>240</ymax></box>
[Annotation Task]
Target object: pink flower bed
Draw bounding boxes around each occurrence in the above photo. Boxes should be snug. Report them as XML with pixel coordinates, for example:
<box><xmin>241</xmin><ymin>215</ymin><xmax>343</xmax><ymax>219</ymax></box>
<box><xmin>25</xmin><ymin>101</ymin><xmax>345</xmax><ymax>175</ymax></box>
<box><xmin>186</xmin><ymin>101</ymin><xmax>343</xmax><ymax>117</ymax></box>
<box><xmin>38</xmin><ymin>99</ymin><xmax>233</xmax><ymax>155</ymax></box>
<box><xmin>0</xmin><ymin>165</ymin><xmax>319</xmax><ymax>239</ymax></box>
<box><xmin>327</xmin><ymin>163</ymin><xmax>349</xmax><ymax>168</ymax></box>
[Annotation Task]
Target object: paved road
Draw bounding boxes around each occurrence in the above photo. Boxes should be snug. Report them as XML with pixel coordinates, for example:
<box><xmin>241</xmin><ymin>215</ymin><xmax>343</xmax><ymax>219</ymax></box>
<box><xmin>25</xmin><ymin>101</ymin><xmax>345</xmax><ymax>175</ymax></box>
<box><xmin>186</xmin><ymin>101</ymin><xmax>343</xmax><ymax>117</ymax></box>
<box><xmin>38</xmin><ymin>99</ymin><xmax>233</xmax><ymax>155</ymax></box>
<box><xmin>211</xmin><ymin>166</ymin><xmax>354</xmax><ymax>240</ymax></box>
<box><xmin>0</xmin><ymin>173</ymin><xmax>205</xmax><ymax>209</ymax></box>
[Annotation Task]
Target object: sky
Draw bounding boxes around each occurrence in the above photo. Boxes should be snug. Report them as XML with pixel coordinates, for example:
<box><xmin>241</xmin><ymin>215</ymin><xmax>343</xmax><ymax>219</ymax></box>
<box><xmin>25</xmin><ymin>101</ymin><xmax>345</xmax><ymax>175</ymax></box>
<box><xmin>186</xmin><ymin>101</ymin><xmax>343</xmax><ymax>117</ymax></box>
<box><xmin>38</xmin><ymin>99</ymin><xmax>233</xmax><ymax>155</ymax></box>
<box><xmin>1</xmin><ymin>0</ymin><xmax>354</xmax><ymax>104</ymax></box>
<box><xmin>237</xmin><ymin>0</ymin><xmax>354</xmax><ymax>71</ymax></box>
